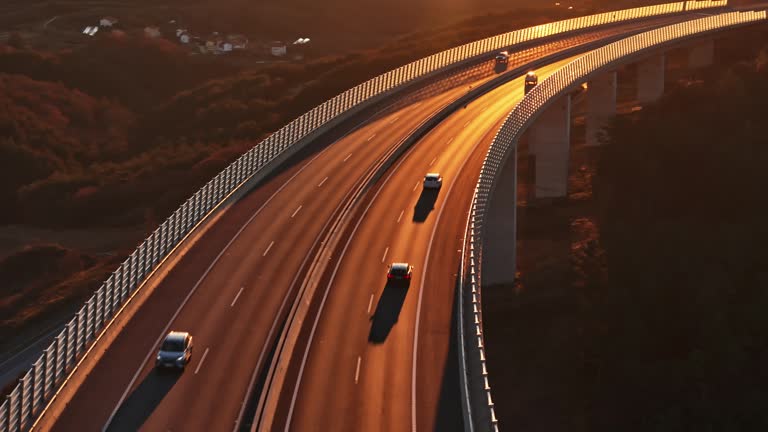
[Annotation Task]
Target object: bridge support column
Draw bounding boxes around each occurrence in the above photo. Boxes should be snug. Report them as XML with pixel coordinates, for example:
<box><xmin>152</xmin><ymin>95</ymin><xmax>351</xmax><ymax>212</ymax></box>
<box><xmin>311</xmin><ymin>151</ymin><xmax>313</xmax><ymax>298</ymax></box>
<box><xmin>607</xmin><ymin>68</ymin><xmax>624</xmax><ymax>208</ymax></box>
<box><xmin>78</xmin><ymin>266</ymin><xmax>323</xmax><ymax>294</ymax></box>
<box><xmin>482</xmin><ymin>146</ymin><xmax>518</xmax><ymax>286</ymax></box>
<box><xmin>688</xmin><ymin>38</ymin><xmax>714</xmax><ymax>69</ymax></box>
<box><xmin>585</xmin><ymin>72</ymin><xmax>617</xmax><ymax>147</ymax></box>
<box><xmin>529</xmin><ymin>94</ymin><xmax>571</xmax><ymax>198</ymax></box>
<box><xmin>637</xmin><ymin>54</ymin><xmax>665</xmax><ymax>104</ymax></box>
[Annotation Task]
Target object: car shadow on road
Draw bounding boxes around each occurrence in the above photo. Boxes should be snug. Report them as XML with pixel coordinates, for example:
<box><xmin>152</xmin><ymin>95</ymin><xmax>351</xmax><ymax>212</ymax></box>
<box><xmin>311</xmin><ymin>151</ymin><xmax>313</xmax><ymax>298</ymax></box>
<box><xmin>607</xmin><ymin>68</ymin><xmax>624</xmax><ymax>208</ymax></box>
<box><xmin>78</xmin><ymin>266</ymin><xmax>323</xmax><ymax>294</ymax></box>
<box><xmin>369</xmin><ymin>280</ymin><xmax>410</xmax><ymax>344</ymax></box>
<box><xmin>413</xmin><ymin>189</ymin><xmax>439</xmax><ymax>223</ymax></box>
<box><xmin>105</xmin><ymin>369</ymin><xmax>181</xmax><ymax>432</ymax></box>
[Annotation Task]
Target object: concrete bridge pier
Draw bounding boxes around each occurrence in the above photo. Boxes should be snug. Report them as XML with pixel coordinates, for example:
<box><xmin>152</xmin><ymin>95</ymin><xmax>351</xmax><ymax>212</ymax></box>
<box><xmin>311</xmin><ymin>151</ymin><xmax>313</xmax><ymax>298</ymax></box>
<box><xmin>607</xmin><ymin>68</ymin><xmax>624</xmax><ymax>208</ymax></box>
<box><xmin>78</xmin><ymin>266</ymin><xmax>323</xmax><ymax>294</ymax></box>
<box><xmin>585</xmin><ymin>71</ymin><xmax>617</xmax><ymax>147</ymax></box>
<box><xmin>529</xmin><ymin>94</ymin><xmax>571</xmax><ymax>198</ymax></box>
<box><xmin>688</xmin><ymin>38</ymin><xmax>715</xmax><ymax>69</ymax></box>
<box><xmin>482</xmin><ymin>146</ymin><xmax>518</xmax><ymax>286</ymax></box>
<box><xmin>637</xmin><ymin>54</ymin><xmax>665</xmax><ymax>104</ymax></box>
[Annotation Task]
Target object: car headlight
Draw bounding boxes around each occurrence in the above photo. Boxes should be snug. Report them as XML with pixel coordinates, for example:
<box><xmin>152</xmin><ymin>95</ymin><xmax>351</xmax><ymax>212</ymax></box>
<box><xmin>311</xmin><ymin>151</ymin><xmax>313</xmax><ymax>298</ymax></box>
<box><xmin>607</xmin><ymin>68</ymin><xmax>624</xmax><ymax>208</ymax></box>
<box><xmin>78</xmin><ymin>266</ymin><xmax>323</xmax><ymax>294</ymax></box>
<box><xmin>156</xmin><ymin>355</ymin><xmax>162</xmax><ymax>362</ymax></box>
<box><xmin>176</xmin><ymin>355</ymin><xmax>185</xmax><ymax>363</ymax></box>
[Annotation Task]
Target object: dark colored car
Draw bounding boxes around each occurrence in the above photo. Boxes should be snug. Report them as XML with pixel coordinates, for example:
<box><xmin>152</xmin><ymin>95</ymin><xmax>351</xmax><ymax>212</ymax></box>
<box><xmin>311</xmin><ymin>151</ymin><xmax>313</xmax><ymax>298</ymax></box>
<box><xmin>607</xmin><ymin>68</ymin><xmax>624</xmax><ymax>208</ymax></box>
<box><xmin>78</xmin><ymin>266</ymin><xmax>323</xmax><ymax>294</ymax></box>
<box><xmin>387</xmin><ymin>262</ymin><xmax>413</xmax><ymax>280</ymax></box>
<box><xmin>524</xmin><ymin>71</ymin><xmax>538</xmax><ymax>94</ymax></box>
<box><xmin>156</xmin><ymin>331</ymin><xmax>193</xmax><ymax>370</ymax></box>
<box><xmin>495</xmin><ymin>51</ymin><xmax>510</xmax><ymax>66</ymax></box>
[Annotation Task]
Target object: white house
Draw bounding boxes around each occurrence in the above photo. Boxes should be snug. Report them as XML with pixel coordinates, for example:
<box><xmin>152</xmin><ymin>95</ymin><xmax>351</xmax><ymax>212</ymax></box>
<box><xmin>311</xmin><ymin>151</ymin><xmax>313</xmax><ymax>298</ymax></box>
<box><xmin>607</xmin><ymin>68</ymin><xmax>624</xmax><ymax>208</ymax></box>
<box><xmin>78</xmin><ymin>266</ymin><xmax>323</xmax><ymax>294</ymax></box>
<box><xmin>144</xmin><ymin>26</ymin><xmax>161</xmax><ymax>38</ymax></box>
<box><xmin>176</xmin><ymin>29</ymin><xmax>192</xmax><ymax>44</ymax></box>
<box><xmin>227</xmin><ymin>34</ymin><xmax>249</xmax><ymax>49</ymax></box>
<box><xmin>82</xmin><ymin>26</ymin><xmax>99</xmax><ymax>36</ymax></box>
<box><xmin>99</xmin><ymin>17</ymin><xmax>118</xmax><ymax>27</ymax></box>
<box><xmin>270</xmin><ymin>42</ymin><xmax>287</xmax><ymax>57</ymax></box>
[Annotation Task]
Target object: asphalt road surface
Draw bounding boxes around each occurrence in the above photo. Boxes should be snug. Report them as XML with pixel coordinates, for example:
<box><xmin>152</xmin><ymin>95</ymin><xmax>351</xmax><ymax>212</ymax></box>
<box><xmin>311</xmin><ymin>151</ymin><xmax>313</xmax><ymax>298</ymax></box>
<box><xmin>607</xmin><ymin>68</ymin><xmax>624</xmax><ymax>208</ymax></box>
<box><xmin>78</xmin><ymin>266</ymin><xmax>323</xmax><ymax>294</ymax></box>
<box><xmin>47</xmin><ymin>75</ymin><xmax>493</xmax><ymax>432</ymax></box>
<box><xmin>278</xmin><ymin>57</ymin><xmax>577</xmax><ymax>432</ymax></box>
<box><xmin>41</xmin><ymin>12</ymin><xmax>704</xmax><ymax>432</ymax></box>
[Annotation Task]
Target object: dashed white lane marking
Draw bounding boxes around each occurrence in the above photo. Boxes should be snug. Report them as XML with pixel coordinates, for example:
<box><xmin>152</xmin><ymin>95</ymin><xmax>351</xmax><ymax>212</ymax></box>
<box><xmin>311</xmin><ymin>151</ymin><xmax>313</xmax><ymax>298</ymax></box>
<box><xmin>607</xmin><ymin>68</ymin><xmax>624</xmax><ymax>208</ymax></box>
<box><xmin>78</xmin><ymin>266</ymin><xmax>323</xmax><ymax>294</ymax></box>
<box><xmin>291</xmin><ymin>205</ymin><xmax>302</xmax><ymax>218</ymax></box>
<box><xmin>464</xmin><ymin>120</ymin><xmax>471</xmax><ymax>128</ymax></box>
<box><xmin>355</xmin><ymin>356</ymin><xmax>362</xmax><ymax>384</ymax></box>
<box><xmin>344</xmin><ymin>153</ymin><xmax>353</xmax><ymax>162</ymax></box>
<box><xmin>230</xmin><ymin>287</ymin><xmax>244</xmax><ymax>307</ymax></box>
<box><xmin>368</xmin><ymin>294</ymin><xmax>374</xmax><ymax>314</ymax></box>
<box><xmin>429</xmin><ymin>157</ymin><xmax>436</xmax><ymax>167</ymax></box>
<box><xmin>389</xmin><ymin>116</ymin><xmax>400</xmax><ymax>124</ymax></box>
<box><xmin>318</xmin><ymin>177</ymin><xmax>328</xmax><ymax>187</ymax></box>
<box><xmin>413</xmin><ymin>181</ymin><xmax>419</xmax><ymax>191</ymax></box>
<box><xmin>447</xmin><ymin>137</ymin><xmax>454</xmax><ymax>145</ymax></box>
<box><xmin>381</xmin><ymin>247</ymin><xmax>389</xmax><ymax>263</ymax></box>
<box><xmin>397</xmin><ymin>209</ymin><xmax>404</xmax><ymax>223</ymax></box>
<box><xmin>102</xmin><ymin>133</ymin><xmax>335</xmax><ymax>432</ymax></box>
<box><xmin>263</xmin><ymin>241</ymin><xmax>275</xmax><ymax>256</ymax></box>
<box><xmin>480</xmin><ymin>106</ymin><xmax>489</xmax><ymax>113</ymax></box>
<box><xmin>367</xmin><ymin>133</ymin><xmax>376</xmax><ymax>141</ymax></box>
<box><xmin>412</xmin><ymin>102</ymin><xmax>422</xmax><ymax>108</ymax></box>
<box><xmin>194</xmin><ymin>347</ymin><xmax>210</xmax><ymax>375</ymax></box>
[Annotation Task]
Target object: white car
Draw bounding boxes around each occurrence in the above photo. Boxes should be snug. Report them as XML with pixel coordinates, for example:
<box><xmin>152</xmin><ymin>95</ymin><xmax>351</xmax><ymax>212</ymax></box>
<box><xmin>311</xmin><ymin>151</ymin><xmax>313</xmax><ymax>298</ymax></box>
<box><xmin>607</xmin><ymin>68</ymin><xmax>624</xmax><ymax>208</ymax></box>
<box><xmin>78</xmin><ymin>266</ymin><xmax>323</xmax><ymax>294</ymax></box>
<box><xmin>423</xmin><ymin>173</ymin><xmax>443</xmax><ymax>189</ymax></box>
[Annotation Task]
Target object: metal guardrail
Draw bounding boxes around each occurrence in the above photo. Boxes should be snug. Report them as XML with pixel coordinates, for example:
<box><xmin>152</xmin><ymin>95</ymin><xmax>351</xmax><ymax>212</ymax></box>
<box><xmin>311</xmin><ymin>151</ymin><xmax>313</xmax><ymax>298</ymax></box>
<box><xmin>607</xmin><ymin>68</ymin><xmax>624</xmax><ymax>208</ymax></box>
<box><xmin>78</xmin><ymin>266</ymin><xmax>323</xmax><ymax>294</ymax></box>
<box><xmin>0</xmin><ymin>1</ymin><xmax>730</xmax><ymax>431</ymax></box>
<box><xmin>462</xmin><ymin>8</ymin><xmax>767</xmax><ymax>432</ymax></box>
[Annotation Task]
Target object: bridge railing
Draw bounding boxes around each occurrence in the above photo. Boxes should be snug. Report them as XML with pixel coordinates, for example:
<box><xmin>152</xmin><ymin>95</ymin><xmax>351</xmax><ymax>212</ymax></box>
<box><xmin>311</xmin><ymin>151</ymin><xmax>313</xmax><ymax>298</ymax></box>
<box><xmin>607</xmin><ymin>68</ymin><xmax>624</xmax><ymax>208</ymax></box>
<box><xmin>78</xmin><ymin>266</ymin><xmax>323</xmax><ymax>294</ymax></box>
<box><xmin>0</xmin><ymin>1</ymin><xmax>731</xmax><ymax>431</ymax></box>
<box><xmin>462</xmin><ymin>8</ymin><xmax>767</xmax><ymax>432</ymax></box>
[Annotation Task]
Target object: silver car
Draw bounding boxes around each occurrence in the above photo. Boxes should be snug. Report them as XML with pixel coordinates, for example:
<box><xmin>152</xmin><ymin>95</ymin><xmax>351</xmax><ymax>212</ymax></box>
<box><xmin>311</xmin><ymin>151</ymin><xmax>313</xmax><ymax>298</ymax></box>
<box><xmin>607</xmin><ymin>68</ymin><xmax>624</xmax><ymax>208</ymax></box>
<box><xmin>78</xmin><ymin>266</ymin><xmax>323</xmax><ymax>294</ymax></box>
<box><xmin>156</xmin><ymin>331</ymin><xmax>193</xmax><ymax>370</ymax></box>
<box><xmin>423</xmin><ymin>173</ymin><xmax>443</xmax><ymax>189</ymax></box>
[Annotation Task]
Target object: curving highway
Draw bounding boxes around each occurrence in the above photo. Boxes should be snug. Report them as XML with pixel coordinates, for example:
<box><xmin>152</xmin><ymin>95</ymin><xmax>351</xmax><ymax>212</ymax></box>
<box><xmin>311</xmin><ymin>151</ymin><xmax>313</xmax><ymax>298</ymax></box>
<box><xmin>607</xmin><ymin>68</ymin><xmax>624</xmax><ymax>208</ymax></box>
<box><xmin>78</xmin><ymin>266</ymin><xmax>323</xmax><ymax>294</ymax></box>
<box><xmin>38</xmin><ymin>11</ymin><xmax>718</xmax><ymax>432</ymax></box>
<box><xmin>49</xmin><ymin>87</ymin><xmax>476</xmax><ymax>432</ymax></box>
<box><xmin>268</xmin><ymin>56</ymin><xmax>578</xmax><ymax>432</ymax></box>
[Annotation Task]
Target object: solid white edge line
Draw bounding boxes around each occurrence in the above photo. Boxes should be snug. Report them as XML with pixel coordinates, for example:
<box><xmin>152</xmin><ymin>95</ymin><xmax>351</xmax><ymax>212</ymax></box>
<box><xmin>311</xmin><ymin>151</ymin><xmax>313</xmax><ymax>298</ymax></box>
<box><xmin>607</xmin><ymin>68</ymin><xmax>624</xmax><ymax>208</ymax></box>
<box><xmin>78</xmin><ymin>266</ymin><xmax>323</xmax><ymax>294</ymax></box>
<box><xmin>263</xmin><ymin>240</ymin><xmax>275</xmax><ymax>256</ymax></box>
<box><xmin>355</xmin><ymin>356</ymin><xmax>362</xmax><ymax>384</ymax></box>
<box><xmin>231</xmin><ymin>287</ymin><xmax>244</xmax><ymax>307</ymax></box>
<box><xmin>397</xmin><ymin>209</ymin><xmax>404</xmax><ymax>223</ymax></box>
<box><xmin>101</xmin><ymin>139</ymin><xmax>331</xmax><ymax>432</ymax></box>
<box><xmin>242</xmin><ymin>95</ymin><xmax>415</xmax><ymax>428</ymax></box>
<box><xmin>291</xmin><ymin>205</ymin><xmax>303</xmax><ymax>218</ymax></box>
<box><xmin>244</xmin><ymin>193</ymin><xmax>351</xmax><ymax>431</ymax></box>
<box><xmin>283</xmin><ymin>125</ymin><xmax>422</xmax><ymax>431</ymax></box>
<box><xmin>381</xmin><ymin>247</ymin><xmax>389</xmax><ymax>263</ymax></box>
<box><xmin>367</xmin><ymin>293</ymin><xmax>374</xmax><ymax>314</ymax></box>
<box><xmin>194</xmin><ymin>347</ymin><xmax>210</xmax><ymax>375</ymax></box>
<box><xmin>411</xmin><ymin>115</ymin><xmax>488</xmax><ymax>432</ymax></box>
